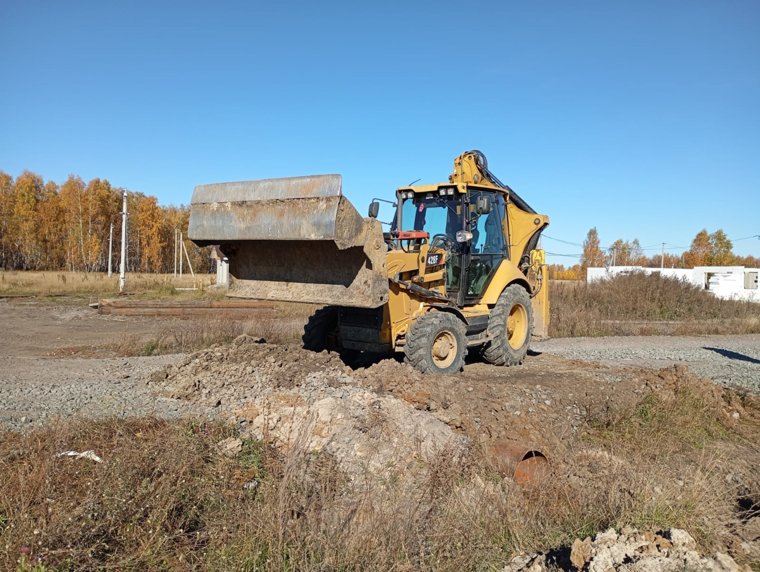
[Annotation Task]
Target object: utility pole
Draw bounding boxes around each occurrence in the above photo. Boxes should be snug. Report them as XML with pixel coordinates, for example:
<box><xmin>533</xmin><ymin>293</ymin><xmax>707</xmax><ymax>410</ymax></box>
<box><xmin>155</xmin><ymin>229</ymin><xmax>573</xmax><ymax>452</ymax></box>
<box><xmin>179</xmin><ymin>231</ymin><xmax>183</xmax><ymax>277</ymax></box>
<box><xmin>119</xmin><ymin>191</ymin><xmax>128</xmax><ymax>293</ymax></box>
<box><xmin>173</xmin><ymin>228</ymin><xmax>178</xmax><ymax>277</ymax></box>
<box><xmin>661</xmin><ymin>242</ymin><xmax>665</xmax><ymax>269</ymax></box>
<box><xmin>181</xmin><ymin>236</ymin><xmax>195</xmax><ymax>277</ymax></box>
<box><xmin>108</xmin><ymin>222</ymin><xmax>114</xmax><ymax>277</ymax></box>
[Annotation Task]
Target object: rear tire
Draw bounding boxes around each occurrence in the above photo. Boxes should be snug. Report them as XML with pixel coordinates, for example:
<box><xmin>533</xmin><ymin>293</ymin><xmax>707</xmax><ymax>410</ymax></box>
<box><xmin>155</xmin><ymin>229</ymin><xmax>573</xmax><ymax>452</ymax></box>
<box><xmin>404</xmin><ymin>312</ymin><xmax>467</xmax><ymax>374</ymax></box>
<box><xmin>302</xmin><ymin>306</ymin><xmax>341</xmax><ymax>353</ymax></box>
<box><xmin>482</xmin><ymin>284</ymin><xmax>533</xmax><ymax>366</ymax></box>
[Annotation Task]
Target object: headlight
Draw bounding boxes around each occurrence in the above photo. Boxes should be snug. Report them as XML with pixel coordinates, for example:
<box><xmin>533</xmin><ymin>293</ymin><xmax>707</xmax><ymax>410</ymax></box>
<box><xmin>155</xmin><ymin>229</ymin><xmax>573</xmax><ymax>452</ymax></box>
<box><xmin>456</xmin><ymin>230</ymin><xmax>473</xmax><ymax>243</ymax></box>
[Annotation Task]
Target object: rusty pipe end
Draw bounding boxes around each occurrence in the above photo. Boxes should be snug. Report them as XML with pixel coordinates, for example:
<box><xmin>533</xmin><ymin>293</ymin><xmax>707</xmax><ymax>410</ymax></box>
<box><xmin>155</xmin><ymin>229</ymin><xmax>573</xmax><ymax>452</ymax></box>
<box><xmin>489</xmin><ymin>441</ymin><xmax>549</xmax><ymax>487</ymax></box>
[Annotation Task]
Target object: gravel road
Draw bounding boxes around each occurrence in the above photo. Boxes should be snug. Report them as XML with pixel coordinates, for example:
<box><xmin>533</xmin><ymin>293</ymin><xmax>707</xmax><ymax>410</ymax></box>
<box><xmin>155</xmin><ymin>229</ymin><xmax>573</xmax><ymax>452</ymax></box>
<box><xmin>0</xmin><ymin>353</ymin><xmax>206</xmax><ymax>431</ymax></box>
<box><xmin>534</xmin><ymin>334</ymin><xmax>760</xmax><ymax>391</ymax></box>
<box><xmin>1</xmin><ymin>300</ymin><xmax>758</xmax><ymax>431</ymax></box>
<box><xmin>0</xmin><ymin>299</ymin><xmax>207</xmax><ymax>431</ymax></box>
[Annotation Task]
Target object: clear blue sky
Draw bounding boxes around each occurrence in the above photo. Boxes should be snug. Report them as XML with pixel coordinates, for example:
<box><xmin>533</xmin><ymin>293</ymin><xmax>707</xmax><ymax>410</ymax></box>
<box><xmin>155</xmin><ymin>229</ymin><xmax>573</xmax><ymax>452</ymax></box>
<box><xmin>2</xmin><ymin>1</ymin><xmax>758</xmax><ymax>263</ymax></box>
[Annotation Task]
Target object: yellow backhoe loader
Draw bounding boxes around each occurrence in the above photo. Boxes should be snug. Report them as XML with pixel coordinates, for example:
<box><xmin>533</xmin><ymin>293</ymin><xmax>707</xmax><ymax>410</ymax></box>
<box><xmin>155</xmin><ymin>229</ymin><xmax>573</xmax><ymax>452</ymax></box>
<box><xmin>189</xmin><ymin>150</ymin><xmax>549</xmax><ymax>374</ymax></box>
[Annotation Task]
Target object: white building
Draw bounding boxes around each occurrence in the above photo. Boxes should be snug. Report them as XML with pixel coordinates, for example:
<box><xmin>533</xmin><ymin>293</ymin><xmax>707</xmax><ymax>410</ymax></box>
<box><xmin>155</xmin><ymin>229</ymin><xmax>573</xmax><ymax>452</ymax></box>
<box><xmin>586</xmin><ymin>266</ymin><xmax>760</xmax><ymax>303</ymax></box>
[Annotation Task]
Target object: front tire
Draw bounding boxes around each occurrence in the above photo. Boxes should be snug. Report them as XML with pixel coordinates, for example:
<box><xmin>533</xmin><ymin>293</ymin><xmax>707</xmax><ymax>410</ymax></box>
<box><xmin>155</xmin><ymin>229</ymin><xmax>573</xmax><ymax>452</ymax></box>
<box><xmin>302</xmin><ymin>306</ymin><xmax>341</xmax><ymax>352</ymax></box>
<box><xmin>482</xmin><ymin>284</ymin><xmax>533</xmax><ymax>366</ymax></box>
<box><xmin>404</xmin><ymin>312</ymin><xmax>467</xmax><ymax>374</ymax></box>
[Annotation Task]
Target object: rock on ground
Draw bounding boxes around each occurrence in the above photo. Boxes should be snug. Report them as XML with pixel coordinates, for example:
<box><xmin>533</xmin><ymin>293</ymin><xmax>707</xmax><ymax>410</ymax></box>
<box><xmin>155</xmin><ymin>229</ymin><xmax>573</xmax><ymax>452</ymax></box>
<box><xmin>503</xmin><ymin>527</ymin><xmax>748</xmax><ymax>571</ymax></box>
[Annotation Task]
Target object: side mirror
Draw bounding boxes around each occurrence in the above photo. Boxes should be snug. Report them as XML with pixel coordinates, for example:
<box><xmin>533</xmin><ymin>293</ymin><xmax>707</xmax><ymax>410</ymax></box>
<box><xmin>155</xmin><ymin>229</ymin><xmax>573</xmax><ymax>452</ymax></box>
<box><xmin>476</xmin><ymin>195</ymin><xmax>492</xmax><ymax>214</ymax></box>
<box><xmin>368</xmin><ymin>201</ymin><xmax>380</xmax><ymax>219</ymax></box>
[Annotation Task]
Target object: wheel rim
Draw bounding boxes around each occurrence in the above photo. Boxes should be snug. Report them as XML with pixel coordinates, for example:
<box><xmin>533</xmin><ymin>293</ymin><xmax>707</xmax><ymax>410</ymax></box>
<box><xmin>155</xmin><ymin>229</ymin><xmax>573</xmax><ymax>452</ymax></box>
<box><xmin>432</xmin><ymin>330</ymin><xmax>457</xmax><ymax>369</ymax></box>
<box><xmin>507</xmin><ymin>304</ymin><xmax>528</xmax><ymax>349</ymax></box>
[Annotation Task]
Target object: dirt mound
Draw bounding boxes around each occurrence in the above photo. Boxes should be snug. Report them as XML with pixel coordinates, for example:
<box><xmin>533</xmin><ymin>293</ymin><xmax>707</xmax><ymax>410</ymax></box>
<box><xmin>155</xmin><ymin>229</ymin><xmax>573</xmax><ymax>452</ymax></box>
<box><xmin>150</xmin><ymin>336</ymin><xmax>466</xmax><ymax>481</ymax></box>
<box><xmin>636</xmin><ymin>363</ymin><xmax>759</xmax><ymax>432</ymax></box>
<box><xmin>155</xmin><ymin>335</ymin><xmax>349</xmax><ymax>399</ymax></box>
<box><xmin>640</xmin><ymin>363</ymin><xmax>723</xmax><ymax>397</ymax></box>
<box><xmin>353</xmin><ymin>356</ymin><xmax>424</xmax><ymax>388</ymax></box>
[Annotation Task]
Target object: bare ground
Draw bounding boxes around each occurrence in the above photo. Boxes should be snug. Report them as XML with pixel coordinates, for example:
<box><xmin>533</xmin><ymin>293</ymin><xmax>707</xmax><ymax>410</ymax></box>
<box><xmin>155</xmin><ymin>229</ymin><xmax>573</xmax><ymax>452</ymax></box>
<box><xmin>1</xmin><ymin>298</ymin><xmax>759</xmax><ymax>569</ymax></box>
<box><xmin>1</xmin><ymin>298</ymin><xmax>757</xmax><ymax>435</ymax></box>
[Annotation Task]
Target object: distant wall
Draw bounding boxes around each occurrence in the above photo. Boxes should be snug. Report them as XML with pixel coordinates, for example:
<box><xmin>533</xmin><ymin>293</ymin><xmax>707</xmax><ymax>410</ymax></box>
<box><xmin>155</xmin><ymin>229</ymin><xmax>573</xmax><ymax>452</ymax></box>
<box><xmin>586</xmin><ymin>266</ymin><xmax>760</xmax><ymax>302</ymax></box>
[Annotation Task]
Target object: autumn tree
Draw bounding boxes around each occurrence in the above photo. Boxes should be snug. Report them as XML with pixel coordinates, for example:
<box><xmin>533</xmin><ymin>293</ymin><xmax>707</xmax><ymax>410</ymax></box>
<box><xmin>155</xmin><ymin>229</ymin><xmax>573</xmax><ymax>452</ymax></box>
<box><xmin>161</xmin><ymin>205</ymin><xmax>188</xmax><ymax>274</ymax></box>
<box><xmin>629</xmin><ymin>239</ymin><xmax>645</xmax><ymax>265</ymax></box>
<box><xmin>12</xmin><ymin>171</ymin><xmax>44</xmax><ymax>269</ymax></box>
<box><xmin>661</xmin><ymin>253</ymin><xmax>681</xmax><ymax>268</ymax></box>
<box><xmin>83</xmin><ymin>178</ymin><xmax>119</xmax><ymax>271</ymax></box>
<box><xmin>580</xmin><ymin>227</ymin><xmax>605</xmax><ymax>272</ymax></box>
<box><xmin>159</xmin><ymin>205</ymin><xmax>212</xmax><ymax>274</ymax></box>
<box><xmin>736</xmin><ymin>254</ymin><xmax>760</xmax><ymax>267</ymax></box>
<box><xmin>683</xmin><ymin>229</ymin><xmax>735</xmax><ymax>267</ymax></box>
<box><xmin>134</xmin><ymin>194</ymin><xmax>165</xmax><ymax>272</ymax></box>
<box><xmin>0</xmin><ymin>168</ymin><xmax>213</xmax><ymax>274</ymax></box>
<box><xmin>548</xmin><ymin>264</ymin><xmax>581</xmax><ymax>280</ymax></box>
<box><xmin>683</xmin><ymin>230</ymin><xmax>710</xmax><ymax>267</ymax></box>
<box><xmin>0</xmin><ymin>172</ymin><xmax>14</xmax><ymax>268</ymax></box>
<box><xmin>59</xmin><ymin>175</ymin><xmax>87</xmax><ymax>270</ymax></box>
<box><xmin>606</xmin><ymin>238</ymin><xmax>647</xmax><ymax>266</ymax></box>
<box><xmin>709</xmin><ymin>230</ymin><xmax>733</xmax><ymax>265</ymax></box>
<box><xmin>37</xmin><ymin>180</ymin><xmax>65</xmax><ymax>269</ymax></box>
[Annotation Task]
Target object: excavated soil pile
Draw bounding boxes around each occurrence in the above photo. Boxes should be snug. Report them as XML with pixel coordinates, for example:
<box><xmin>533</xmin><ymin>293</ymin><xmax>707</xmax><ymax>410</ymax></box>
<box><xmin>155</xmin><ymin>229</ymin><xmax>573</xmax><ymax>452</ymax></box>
<box><xmin>151</xmin><ymin>335</ymin><xmax>466</xmax><ymax>481</ymax></box>
<box><xmin>151</xmin><ymin>337</ymin><xmax>759</xmax><ymax>481</ymax></box>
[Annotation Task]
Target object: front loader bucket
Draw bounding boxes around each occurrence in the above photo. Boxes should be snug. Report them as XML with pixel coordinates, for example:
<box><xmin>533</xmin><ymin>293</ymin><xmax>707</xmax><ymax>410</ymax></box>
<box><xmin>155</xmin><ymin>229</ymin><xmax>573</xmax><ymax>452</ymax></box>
<box><xmin>189</xmin><ymin>174</ymin><xmax>389</xmax><ymax>308</ymax></box>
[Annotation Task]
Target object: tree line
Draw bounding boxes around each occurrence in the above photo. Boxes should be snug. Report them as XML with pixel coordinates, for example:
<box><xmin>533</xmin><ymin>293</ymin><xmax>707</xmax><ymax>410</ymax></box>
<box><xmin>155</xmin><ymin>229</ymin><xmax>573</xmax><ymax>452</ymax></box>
<box><xmin>4</xmin><ymin>170</ymin><xmax>756</xmax><ymax>280</ymax></box>
<box><xmin>0</xmin><ymin>170</ymin><xmax>211</xmax><ymax>273</ymax></box>
<box><xmin>549</xmin><ymin>227</ymin><xmax>759</xmax><ymax>280</ymax></box>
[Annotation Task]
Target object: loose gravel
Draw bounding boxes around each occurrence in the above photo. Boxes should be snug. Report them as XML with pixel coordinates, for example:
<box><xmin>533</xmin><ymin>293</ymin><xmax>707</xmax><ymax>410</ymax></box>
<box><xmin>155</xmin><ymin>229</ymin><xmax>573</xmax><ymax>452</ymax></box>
<box><xmin>0</xmin><ymin>354</ymin><xmax>207</xmax><ymax>431</ymax></box>
<box><xmin>534</xmin><ymin>334</ymin><xmax>760</xmax><ymax>391</ymax></box>
<box><xmin>2</xmin><ymin>301</ymin><xmax>758</xmax><ymax>433</ymax></box>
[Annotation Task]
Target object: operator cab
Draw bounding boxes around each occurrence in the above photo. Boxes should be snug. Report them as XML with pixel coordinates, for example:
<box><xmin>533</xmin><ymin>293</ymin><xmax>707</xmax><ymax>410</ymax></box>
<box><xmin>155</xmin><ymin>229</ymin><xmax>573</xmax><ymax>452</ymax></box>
<box><xmin>383</xmin><ymin>184</ymin><xmax>510</xmax><ymax>305</ymax></box>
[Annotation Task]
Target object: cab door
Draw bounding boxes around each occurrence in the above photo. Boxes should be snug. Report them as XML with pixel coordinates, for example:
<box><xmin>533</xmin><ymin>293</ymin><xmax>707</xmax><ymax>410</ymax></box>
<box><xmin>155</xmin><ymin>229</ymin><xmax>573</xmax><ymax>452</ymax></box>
<box><xmin>405</xmin><ymin>193</ymin><xmax>467</xmax><ymax>304</ymax></box>
<box><xmin>464</xmin><ymin>190</ymin><xmax>508</xmax><ymax>302</ymax></box>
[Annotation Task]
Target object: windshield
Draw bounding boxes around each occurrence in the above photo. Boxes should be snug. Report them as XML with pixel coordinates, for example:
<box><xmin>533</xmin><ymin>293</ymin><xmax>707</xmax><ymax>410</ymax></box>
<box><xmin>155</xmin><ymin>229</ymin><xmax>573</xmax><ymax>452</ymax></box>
<box><xmin>400</xmin><ymin>194</ymin><xmax>462</xmax><ymax>238</ymax></box>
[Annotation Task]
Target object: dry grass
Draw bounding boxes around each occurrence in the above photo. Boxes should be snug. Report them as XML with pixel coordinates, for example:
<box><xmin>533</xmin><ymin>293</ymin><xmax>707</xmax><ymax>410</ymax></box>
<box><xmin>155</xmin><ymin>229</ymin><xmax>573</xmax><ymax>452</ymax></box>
<box><xmin>550</xmin><ymin>272</ymin><xmax>760</xmax><ymax>337</ymax></box>
<box><xmin>117</xmin><ymin>315</ymin><xmax>308</xmax><ymax>356</ymax></box>
<box><xmin>2</xmin><ymin>380</ymin><xmax>758</xmax><ymax>571</ymax></box>
<box><xmin>7</xmin><ymin>271</ymin><xmax>758</xmax><ymax>340</ymax></box>
<box><xmin>579</xmin><ymin>372</ymin><xmax>754</xmax><ymax>550</ymax></box>
<box><xmin>0</xmin><ymin>271</ymin><xmax>214</xmax><ymax>298</ymax></box>
<box><xmin>113</xmin><ymin>300</ymin><xmax>316</xmax><ymax>356</ymax></box>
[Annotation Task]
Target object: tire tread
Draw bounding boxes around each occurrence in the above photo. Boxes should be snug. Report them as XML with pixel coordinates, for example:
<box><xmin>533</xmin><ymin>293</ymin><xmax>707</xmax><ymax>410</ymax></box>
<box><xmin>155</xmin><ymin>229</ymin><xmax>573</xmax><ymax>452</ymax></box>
<box><xmin>404</xmin><ymin>312</ymin><xmax>467</xmax><ymax>374</ymax></box>
<box><xmin>481</xmin><ymin>284</ymin><xmax>533</xmax><ymax>366</ymax></box>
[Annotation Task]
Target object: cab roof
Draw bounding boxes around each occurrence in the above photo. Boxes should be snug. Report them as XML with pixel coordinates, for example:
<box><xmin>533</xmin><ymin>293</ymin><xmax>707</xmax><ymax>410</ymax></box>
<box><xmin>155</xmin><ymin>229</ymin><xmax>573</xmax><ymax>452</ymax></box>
<box><xmin>396</xmin><ymin>182</ymin><xmax>506</xmax><ymax>195</ymax></box>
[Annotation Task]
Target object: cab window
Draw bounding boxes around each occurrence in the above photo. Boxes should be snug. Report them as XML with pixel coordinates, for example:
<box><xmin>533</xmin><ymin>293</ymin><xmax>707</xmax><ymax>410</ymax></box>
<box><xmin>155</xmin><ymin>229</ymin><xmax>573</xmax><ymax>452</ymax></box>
<box><xmin>401</xmin><ymin>193</ymin><xmax>462</xmax><ymax>237</ymax></box>
<box><xmin>468</xmin><ymin>191</ymin><xmax>506</xmax><ymax>254</ymax></box>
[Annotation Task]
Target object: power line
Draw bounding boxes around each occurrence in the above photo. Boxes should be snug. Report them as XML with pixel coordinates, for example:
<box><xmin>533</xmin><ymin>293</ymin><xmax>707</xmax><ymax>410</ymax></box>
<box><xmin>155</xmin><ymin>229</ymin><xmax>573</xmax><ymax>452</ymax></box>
<box><xmin>544</xmin><ymin>251</ymin><xmax>582</xmax><ymax>258</ymax></box>
<box><xmin>545</xmin><ymin>233</ymin><xmax>756</xmax><ymax>252</ymax></box>
<box><xmin>543</xmin><ymin>235</ymin><xmax>584</xmax><ymax>247</ymax></box>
